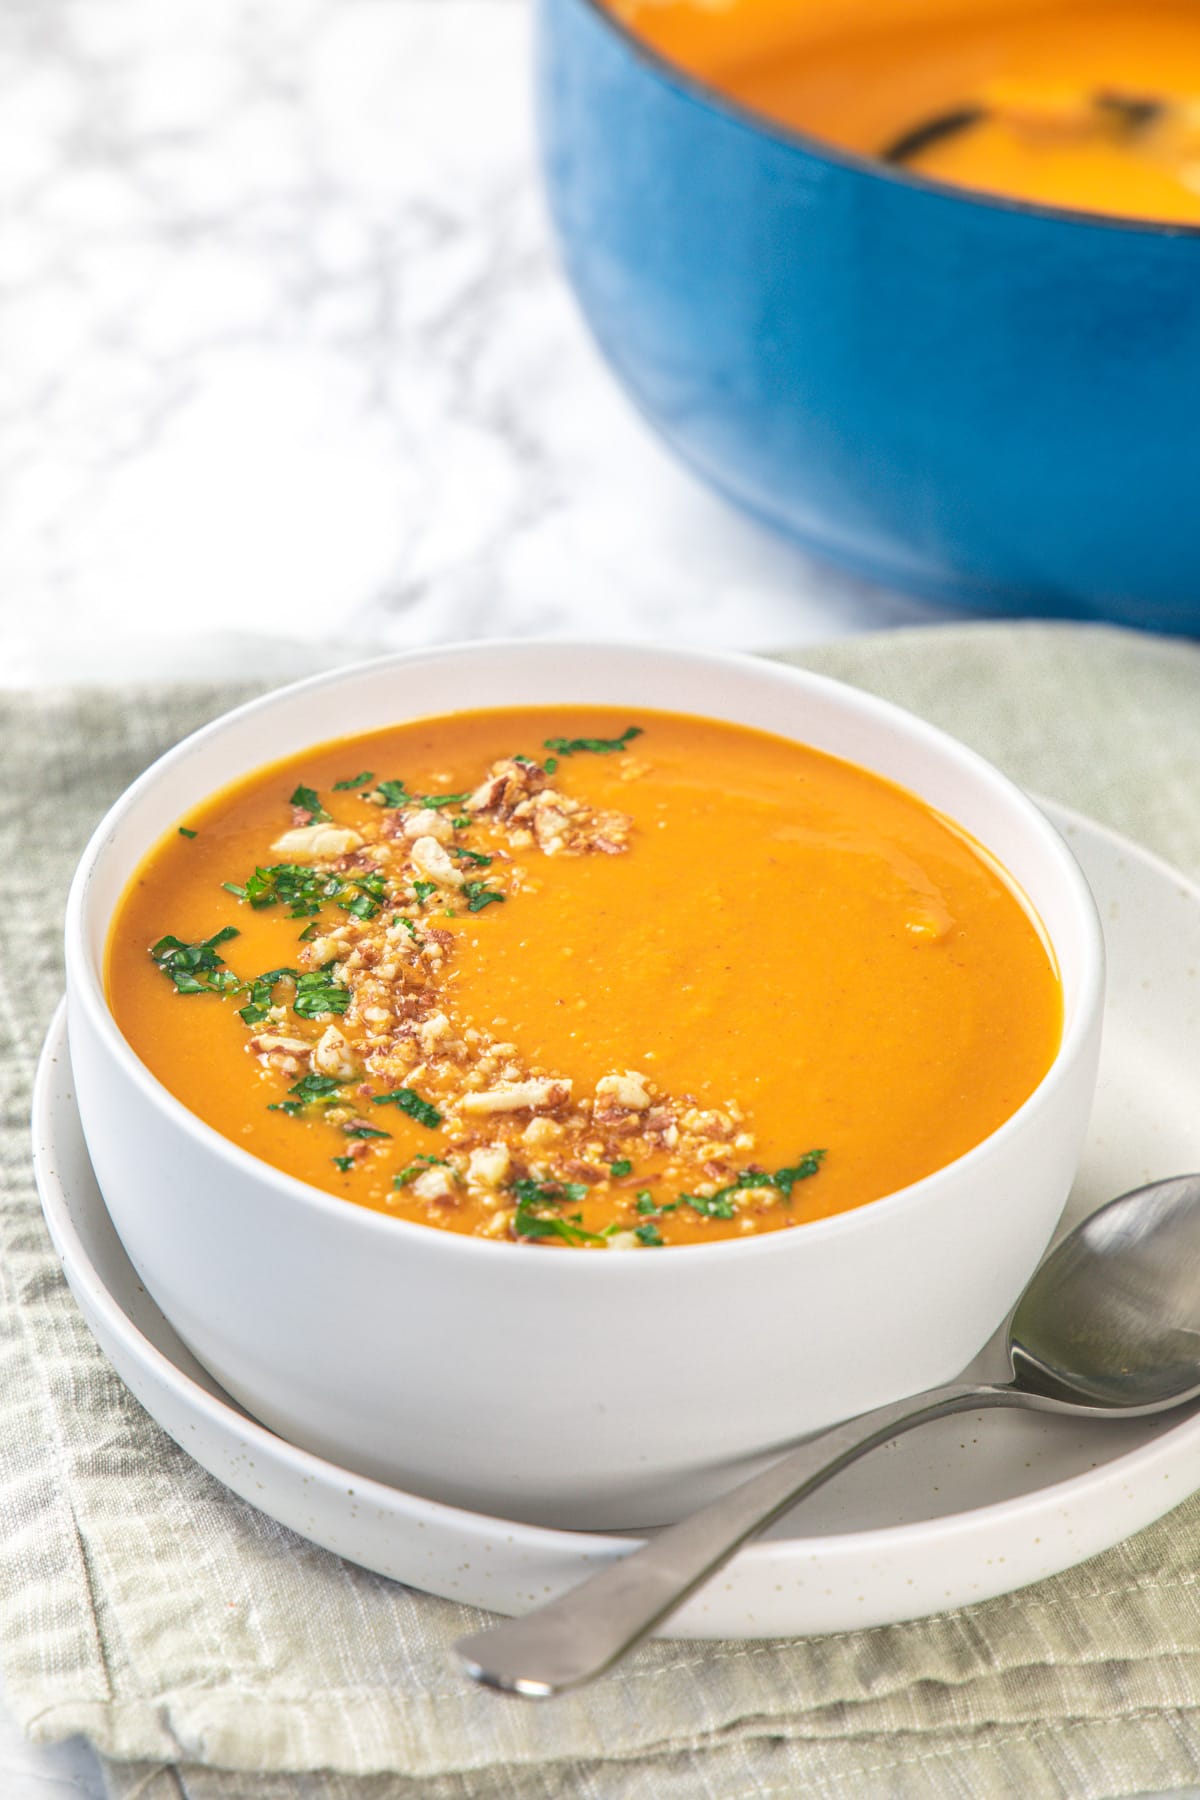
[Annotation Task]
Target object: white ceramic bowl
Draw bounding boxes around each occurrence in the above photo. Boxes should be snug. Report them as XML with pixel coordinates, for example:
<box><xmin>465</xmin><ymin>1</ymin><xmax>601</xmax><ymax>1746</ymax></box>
<box><xmin>65</xmin><ymin>643</ymin><xmax>1105</xmax><ymax>1529</ymax></box>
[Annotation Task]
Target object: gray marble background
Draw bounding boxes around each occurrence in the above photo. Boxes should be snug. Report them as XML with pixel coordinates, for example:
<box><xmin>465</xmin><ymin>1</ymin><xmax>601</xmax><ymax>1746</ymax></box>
<box><xmin>0</xmin><ymin>0</ymin><xmax>960</xmax><ymax>696</ymax></box>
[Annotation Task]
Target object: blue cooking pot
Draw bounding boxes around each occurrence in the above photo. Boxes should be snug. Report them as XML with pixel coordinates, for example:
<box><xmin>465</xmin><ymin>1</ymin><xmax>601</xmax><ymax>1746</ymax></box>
<box><xmin>536</xmin><ymin>0</ymin><xmax>1200</xmax><ymax>630</ymax></box>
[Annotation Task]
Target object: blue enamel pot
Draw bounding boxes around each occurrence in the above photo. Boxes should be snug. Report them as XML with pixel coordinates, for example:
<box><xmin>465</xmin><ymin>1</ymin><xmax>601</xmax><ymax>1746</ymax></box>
<box><xmin>536</xmin><ymin>0</ymin><xmax>1200</xmax><ymax>630</ymax></box>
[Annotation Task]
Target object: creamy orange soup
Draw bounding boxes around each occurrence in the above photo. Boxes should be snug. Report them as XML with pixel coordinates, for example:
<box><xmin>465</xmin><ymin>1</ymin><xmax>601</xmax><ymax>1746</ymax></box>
<box><xmin>106</xmin><ymin>708</ymin><xmax>1062</xmax><ymax>1248</ymax></box>
<box><xmin>611</xmin><ymin>0</ymin><xmax>1200</xmax><ymax>225</ymax></box>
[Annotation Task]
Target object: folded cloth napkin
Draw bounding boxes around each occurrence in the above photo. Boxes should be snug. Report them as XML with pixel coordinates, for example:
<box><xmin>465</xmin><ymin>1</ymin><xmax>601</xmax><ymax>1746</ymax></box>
<box><xmin>4</xmin><ymin>621</ymin><xmax>1200</xmax><ymax>1800</ymax></box>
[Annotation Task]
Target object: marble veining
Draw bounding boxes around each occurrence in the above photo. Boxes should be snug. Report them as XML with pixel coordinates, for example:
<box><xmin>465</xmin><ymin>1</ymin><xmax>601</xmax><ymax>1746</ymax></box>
<box><xmin>0</xmin><ymin>0</ymin><xmax>955</xmax><ymax>687</ymax></box>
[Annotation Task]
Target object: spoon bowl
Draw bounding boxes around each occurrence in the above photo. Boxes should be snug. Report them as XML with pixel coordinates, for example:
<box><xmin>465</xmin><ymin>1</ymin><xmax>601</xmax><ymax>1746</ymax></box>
<box><xmin>458</xmin><ymin>1173</ymin><xmax>1200</xmax><ymax>1695</ymax></box>
<box><xmin>1011</xmin><ymin>1174</ymin><xmax>1200</xmax><ymax>1411</ymax></box>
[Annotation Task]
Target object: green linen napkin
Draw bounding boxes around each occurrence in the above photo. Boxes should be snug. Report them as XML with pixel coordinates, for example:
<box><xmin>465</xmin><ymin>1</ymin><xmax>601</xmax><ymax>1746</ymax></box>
<box><xmin>3</xmin><ymin>620</ymin><xmax>1200</xmax><ymax>1800</ymax></box>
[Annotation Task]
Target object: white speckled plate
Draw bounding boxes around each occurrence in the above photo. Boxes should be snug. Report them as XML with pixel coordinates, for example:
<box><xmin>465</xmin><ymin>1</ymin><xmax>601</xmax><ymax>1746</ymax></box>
<box><xmin>31</xmin><ymin>803</ymin><xmax>1200</xmax><ymax>1638</ymax></box>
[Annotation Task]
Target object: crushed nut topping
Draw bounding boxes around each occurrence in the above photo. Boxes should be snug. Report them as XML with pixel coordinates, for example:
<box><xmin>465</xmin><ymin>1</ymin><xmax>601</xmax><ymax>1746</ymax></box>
<box><xmin>152</xmin><ymin>731</ymin><xmax>825</xmax><ymax>1246</ymax></box>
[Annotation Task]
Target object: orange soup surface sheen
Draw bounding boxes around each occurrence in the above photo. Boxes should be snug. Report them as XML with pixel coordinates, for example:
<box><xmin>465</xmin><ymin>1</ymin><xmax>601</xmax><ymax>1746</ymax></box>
<box><xmin>106</xmin><ymin>708</ymin><xmax>1062</xmax><ymax>1248</ymax></box>
<box><xmin>611</xmin><ymin>0</ymin><xmax>1200</xmax><ymax>224</ymax></box>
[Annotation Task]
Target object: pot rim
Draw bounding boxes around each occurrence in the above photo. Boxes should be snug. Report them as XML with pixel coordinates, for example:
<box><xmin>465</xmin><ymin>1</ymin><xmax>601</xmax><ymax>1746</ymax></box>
<box><xmin>558</xmin><ymin>0</ymin><xmax>1200</xmax><ymax>243</ymax></box>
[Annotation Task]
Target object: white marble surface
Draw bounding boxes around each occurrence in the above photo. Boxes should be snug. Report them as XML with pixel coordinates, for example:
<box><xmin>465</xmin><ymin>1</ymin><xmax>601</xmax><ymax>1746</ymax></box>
<box><xmin>0</xmin><ymin>0</ymin><xmax>963</xmax><ymax>694</ymax></box>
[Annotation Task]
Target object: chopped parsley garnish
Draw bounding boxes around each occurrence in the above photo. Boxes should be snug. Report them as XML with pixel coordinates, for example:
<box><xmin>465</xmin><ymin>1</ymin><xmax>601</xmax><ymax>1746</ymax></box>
<box><xmin>634</xmin><ymin>1222</ymin><xmax>664</xmax><ymax>1247</ymax></box>
<box><xmin>510</xmin><ymin>1178</ymin><xmax>590</xmax><ymax>1207</ymax></box>
<box><xmin>450</xmin><ymin>846</ymin><xmax>492</xmax><ymax>868</ymax></box>
<box><xmin>344</xmin><ymin>1124</ymin><xmax>390</xmax><ymax>1140</ymax></box>
<box><xmin>372</xmin><ymin>779</ymin><xmax>412</xmax><ymax>809</ymax></box>
<box><xmin>394</xmin><ymin>916</ymin><xmax>418</xmax><ymax>938</ymax></box>
<box><xmin>343</xmin><ymin>874</ymin><xmax>387</xmax><ymax>921</ymax></box>
<box><xmin>268</xmin><ymin>1071</ymin><xmax>345</xmax><ymax>1116</ymax></box>
<box><xmin>634</xmin><ymin>1193</ymin><xmax>681</xmax><ymax>1217</ymax></box>
<box><xmin>542</xmin><ymin>726</ymin><xmax>642</xmax><ymax>758</ymax></box>
<box><xmin>292</xmin><ymin>966</ymin><xmax>350</xmax><ymax>1018</ymax></box>
<box><xmin>368</xmin><ymin>781</ymin><xmax>470</xmax><ymax>811</ymax></box>
<box><xmin>412</xmin><ymin>880</ymin><xmax>437</xmax><ymax>906</ymax></box>
<box><xmin>333</xmin><ymin>771</ymin><xmax>374</xmax><ymax>790</ymax></box>
<box><xmin>452</xmin><ymin>815</ymin><xmax>471</xmax><ymax>830</ymax></box>
<box><xmin>682</xmin><ymin>1153</ymin><xmax>826</xmax><ymax>1220</ymax></box>
<box><xmin>150</xmin><ymin>927</ymin><xmax>242</xmax><ymax>996</ymax></box>
<box><xmin>772</xmin><ymin>1151</ymin><xmax>827</xmax><ymax>1194</ymax></box>
<box><xmin>509</xmin><ymin>1178</ymin><xmax>605</xmax><ymax>1245</ymax></box>
<box><xmin>544</xmin><ymin>757</ymin><xmax>559</xmax><ymax>775</ymax></box>
<box><xmin>232</xmin><ymin>863</ymin><xmax>385</xmax><ymax>923</ymax></box>
<box><xmin>514</xmin><ymin>1208</ymin><xmax>608</xmax><ymax>1246</ymax></box>
<box><xmin>178</xmin><ymin>826</ymin><xmax>197</xmax><ymax>839</ymax></box>
<box><xmin>285</xmin><ymin>1072</ymin><xmax>343</xmax><ymax>1105</ymax></box>
<box><xmin>297</xmin><ymin>921</ymin><xmax>320</xmax><ymax>942</ymax></box>
<box><xmin>682</xmin><ymin>1191</ymin><xmax>737</xmax><ymax>1220</ymax></box>
<box><xmin>371</xmin><ymin>1086</ymin><xmax>442</xmax><ymax>1129</ymax></box>
<box><xmin>394</xmin><ymin>1154</ymin><xmax>447</xmax><ymax>1188</ymax></box>
<box><xmin>420</xmin><ymin>791</ymin><xmax>470</xmax><ymax>810</ymax></box>
<box><xmin>289</xmin><ymin>784</ymin><xmax>331</xmax><ymax>822</ymax></box>
<box><xmin>237</xmin><ymin>964</ymin><xmax>298</xmax><ymax>1025</ymax></box>
<box><xmin>238</xmin><ymin>864</ymin><xmax>341</xmax><ymax>915</ymax></box>
<box><xmin>332</xmin><ymin>1156</ymin><xmax>355</xmax><ymax>1172</ymax></box>
<box><xmin>463</xmin><ymin>880</ymin><xmax>504</xmax><ymax>913</ymax></box>
<box><xmin>609</xmin><ymin>1159</ymin><xmax>632</xmax><ymax>1178</ymax></box>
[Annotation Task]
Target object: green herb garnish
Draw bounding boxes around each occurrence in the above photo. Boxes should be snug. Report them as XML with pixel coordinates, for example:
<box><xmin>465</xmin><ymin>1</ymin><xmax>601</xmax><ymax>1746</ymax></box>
<box><xmin>682</xmin><ymin>1153</ymin><xmax>826</xmax><ymax>1220</ymax></box>
<box><xmin>239</xmin><ymin>864</ymin><xmax>342</xmax><ymax>916</ymax></box>
<box><xmin>463</xmin><ymin>880</ymin><xmax>504</xmax><ymax>913</ymax></box>
<box><xmin>372</xmin><ymin>779</ymin><xmax>412</xmax><ymax>809</ymax></box>
<box><xmin>772</xmin><ymin>1151</ymin><xmax>826</xmax><ymax>1194</ymax></box>
<box><xmin>610</xmin><ymin>1159</ymin><xmax>632</xmax><ymax>1178</ymax></box>
<box><xmin>178</xmin><ymin>826</ymin><xmax>197</xmax><ymax>839</ymax></box>
<box><xmin>333</xmin><ymin>771</ymin><xmax>374</xmax><ymax>790</ymax></box>
<box><xmin>514</xmin><ymin>1209</ymin><xmax>608</xmax><ymax>1246</ymax></box>
<box><xmin>150</xmin><ymin>927</ymin><xmax>242</xmax><ymax>996</ymax></box>
<box><xmin>634</xmin><ymin>1222</ymin><xmax>664</xmax><ymax>1247</ymax></box>
<box><xmin>371</xmin><ymin>1086</ymin><xmax>442</xmax><ymax>1129</ymax></box>
<box><xmin>235</xmin><ymin>863</ymin><xmax>383</xmax><ymax>923</ymax></box>
<box><xmin>544</xmin><ymin>757</ymin><xmax>558</xmax><ymax>775</ymax></box>
<box><xmin>292</xmin><ymin>966</ymin><xmax>351</xmax><ymax>1018</ymax></box>
<box><xmin>393</xmin><ymin>1154</ymin><xmax>447</xmax><ymax>1188</ymax></box>
<box><xmin>332</xmin><ymin>1156</ymin><xmax>355</xmax><ymax>1172</ymax></box>
<box><xmin>237</xmin><ymin>964</ymin><xmax>298</xmax><ymax>1025</ymax></box>
<box><xmin>289</xmin><ymin>784</ymin><xmax>331</xmax><ymax>822</ymax></box>
<box><xmin>344</xmin><ymin>1124</ymin><xmax>391</xmax><ymax>1141</ymax></box>
<box><xmin>542</xmin><ymin>726</ymin><xmax>642</xmax><ymax>758</ymax></box>
<box><xmin>285</xmin><ymin>1072</ymin><xmax>343</xmax><ymax>1105</ymax></box>
<box><xmin>419</xmin><ymin>791</ymin><xmax>470</xmax><ymax>810</ymax></box>
<box><xmin>450</xmin><ymin>846</ymin><xmax>493</xmax><ymax>868</ymax></box>
<box><xmin>509</xmin><ymin>1178</ymin><xmax>604</xmax><ymax>1245</ymax></box>
<box><xmin>682</xmin><ymin>1191</ymin><xmax>738</xmax><ymax>1220</ymax></box>
<box><xmin>412</xmin><ymin>880</ymin><xmax>437</xmax><ymax>906</ymax></box>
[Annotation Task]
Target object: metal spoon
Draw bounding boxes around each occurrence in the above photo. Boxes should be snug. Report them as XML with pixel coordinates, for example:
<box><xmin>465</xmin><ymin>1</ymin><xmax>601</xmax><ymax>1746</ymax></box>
<box><xmin>456</xmin><ymin>1174</ymin><xmax>1200</xmax><ymax>1696</ymax></box>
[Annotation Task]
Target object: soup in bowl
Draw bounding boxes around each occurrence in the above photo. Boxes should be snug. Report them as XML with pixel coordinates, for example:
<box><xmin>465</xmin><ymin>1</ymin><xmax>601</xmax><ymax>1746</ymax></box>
<box><xmin>66</xmin><ymin>644</ymin><xmax>1104</xmax><ymax>1527</ymax></box>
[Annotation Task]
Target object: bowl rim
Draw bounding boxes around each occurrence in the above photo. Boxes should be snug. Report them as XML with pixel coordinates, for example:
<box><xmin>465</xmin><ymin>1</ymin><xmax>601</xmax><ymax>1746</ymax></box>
<box><xmin>557</xmin><ymin>0</ymin><xmax>1200</xmax><ymax>243</ymax></box>
<box><xmin>65</xmin><ymin>638</ymin><xmax>1106</xmax><ymax>1272</ymax></box>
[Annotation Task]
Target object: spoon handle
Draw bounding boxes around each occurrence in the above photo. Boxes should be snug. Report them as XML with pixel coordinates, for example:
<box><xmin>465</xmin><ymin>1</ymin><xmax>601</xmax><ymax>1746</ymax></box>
<box><xmin>456</xmin><ymin>1380</ymin><xmax>1017</xmax><ymax>1696</ymax></box>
